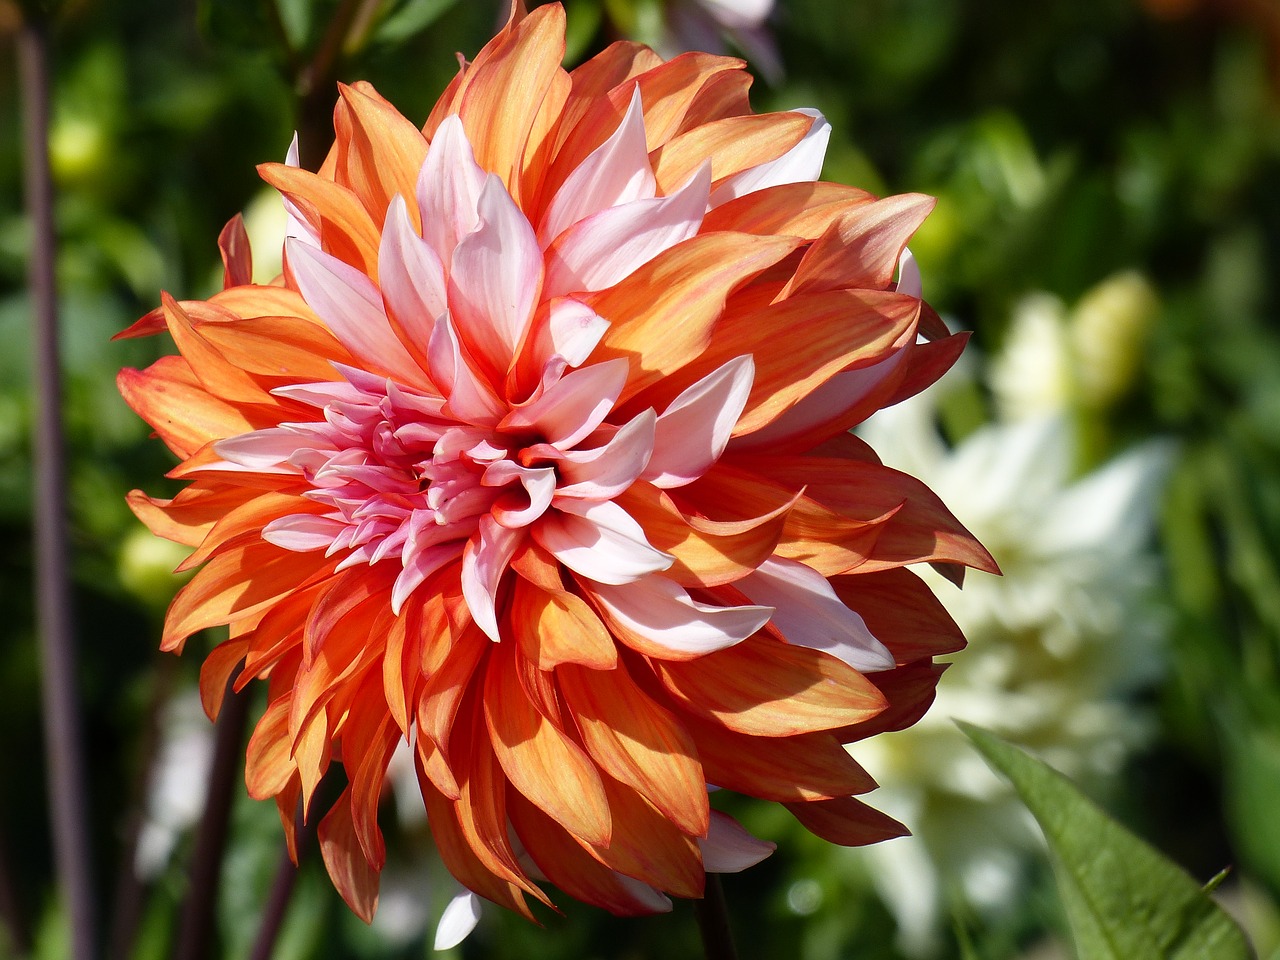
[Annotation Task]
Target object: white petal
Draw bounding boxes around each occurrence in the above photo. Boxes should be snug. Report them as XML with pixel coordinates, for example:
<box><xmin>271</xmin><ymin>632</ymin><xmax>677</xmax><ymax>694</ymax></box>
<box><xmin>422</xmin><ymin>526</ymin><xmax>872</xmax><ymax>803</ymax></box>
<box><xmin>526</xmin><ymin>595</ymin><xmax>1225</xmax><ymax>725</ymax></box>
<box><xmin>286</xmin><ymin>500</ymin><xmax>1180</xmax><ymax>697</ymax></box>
<box><xmin>540</xmin><ymin>297</ymin><xmax>611</xmax><ymax>369</ymax></box>
<box><xmin>212</xmin><ymin>428</ymin><xmax>307</xmax><ymax>473</ymax></box>
<box><xmin>282</xmin><ymin>133</ymin><xmax>320</xmax><ymax>247</ymax></box>
<box><xmin>427</xmin><ymin>314</ymin><xmax>505</xmax><ymax>426</ymax></box>
<box><xmin>532</xmin><ymin>499</ymin><xmax>672</xmax><ymax>585</ymax></box>
<box><xmin>896</xmin><ymin>246</ymin><xmax>922</xmax><ymax>299</ymax></box>
<box><xmin>538</xmin><ymin>87</ymin><xmax>656</xmax><ymax>246</ymax></box>
<box><xmin>542</xmin><ymin>162</ymin><xmax>711</xmax><ymax>298</ymax></box>
<box><xmin>738</xmin><ymin>557</ymin><xmax>895</xmax><ymax>672</ymax></box>
<box><xmin>287</xmin><ymin>239</ymin><xmax>423</xmax><ymax>385</ymax></box>
<box><xmin>589</xmin><ymin>574</ymin><xmax>773</xmax><ymax>655</ymax></box>
<box><xmin>700</xmin><ymin>811</ymin><xmax>777</xmax><ymax>873</ymax></box>
<box><xmin>643</xmin><ymin>355</ymin><xmax>753</xmax><ymax>488</ymax></box>
<box><xmin>448</xmin><ymin>175</ymin><xmax>544</xmax><ymax>374</ymax></box>
<box><xmin>433</xmin><ymin>890</ymin><xmax>482</xmax><ymax>951</ymax></box>
<box><xmin>710</xmin><ymin>108</ymin><xmax>831</xmax><ymax>208</ymax></box>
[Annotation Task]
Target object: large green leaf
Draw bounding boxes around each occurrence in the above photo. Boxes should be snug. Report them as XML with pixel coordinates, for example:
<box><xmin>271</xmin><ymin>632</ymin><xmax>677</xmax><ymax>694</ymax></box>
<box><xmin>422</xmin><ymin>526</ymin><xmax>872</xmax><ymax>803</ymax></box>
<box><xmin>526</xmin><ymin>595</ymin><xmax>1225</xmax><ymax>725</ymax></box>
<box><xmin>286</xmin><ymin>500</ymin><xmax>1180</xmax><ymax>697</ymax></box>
<box><xmin>962</xmin><ymin>724</ymin><xmax>1253</xmax><ymax>960</ymax></box>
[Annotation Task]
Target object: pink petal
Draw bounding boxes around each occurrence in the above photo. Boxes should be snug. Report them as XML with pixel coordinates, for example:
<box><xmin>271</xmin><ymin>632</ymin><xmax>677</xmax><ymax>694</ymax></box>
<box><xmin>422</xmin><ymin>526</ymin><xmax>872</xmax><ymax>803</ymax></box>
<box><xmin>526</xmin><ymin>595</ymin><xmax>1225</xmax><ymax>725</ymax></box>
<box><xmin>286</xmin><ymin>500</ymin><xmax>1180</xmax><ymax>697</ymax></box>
<box><xmin>552</xmin><ymin>409</ymin><xmax>657</xmax><ymax>500</ymax></box>
<box><xmin>532</xmin><ymin>499</ymin><xmax>672</xmax><ymax>585</ymax></box>
<box><xmin>417</xmin><ymin>114</ymin><xmax>485</xmax><ymax>269</ymax></box>
<box><xmin>700</xmin><ymin>811</ymin><xmax>777</xmax><ymax>873</ymax></box>
<box><xmin>499</xmin><ymin>358</ymin><xmax>629</xmax><ymax>449</ymax></box>
<box><xmin>709</xmin><ymin>109</ymin><xmax>831</xmax><ymax>208</ymax></box>
<box><xmin>211</xmin><ymin>428</ymin><xmax>307</xmax><ymax>473</ymax></box>
<box><xmin>448</xmin><ymin>175</ymin><xmax>544</xmax><ymax>375</ymax></box>
<box><xmin>379</xmin><ymin>194</ymin><xmax>448</xmax><ymax>363</ymax></box>
<box><xmin>588</xmin><ymin>574</ymin><xmax>773</xmax><ymax>654</ymax></box>
<box><xmin>537</xmin><ymin>87</ymin><xmax>656</xmax><ymax>247</ymax></box>
<box><xmin>283</xmin><ymin>134</ymin><xmax>320</xmax><ymax>247</ymax></box>
<box><xmin>392</xmin><ymin>540</ymin><xmax>466</xmax><ymax>615</ymax></box>
<box><xmin>542</xmin><ymin>162</ymin><xmax>712</xmax><ymax>298</ymax></box>
<box><xmin>482</xmin><ymin>461</ymin><xmax>557</xmax><ymax>528</ymax></box>
<box><xmin>546</xmin><ymin>298</ymin><xmax>610</xmax><ymax>366</ymax></box>
<box><xmin>287</xmin><ymin>239</ymin><xmax>424</xmax><ymax>385</ymax></box>
<box><xmin>427</xmin><ymin>314</ymin><xmax>505</xmax><ymax>426</ymax></box>
<box><xmin>461</xmin><ymin>516</ymin><xmax>523</xmax><ymax>641</ymax></box>
<box><xmin>642</xmin><ymin>355</ymin><xmax>754</xmax><ymax>489</ymax></box>
<box><xmin>738</xmin><ymin>557</ymin><xmax>894</xmax><ymax>672</ymax></box>
<box><xmin>261</xmin><ymin>514</ymin><xmax>345</xmax><ymax>552</ymax></box>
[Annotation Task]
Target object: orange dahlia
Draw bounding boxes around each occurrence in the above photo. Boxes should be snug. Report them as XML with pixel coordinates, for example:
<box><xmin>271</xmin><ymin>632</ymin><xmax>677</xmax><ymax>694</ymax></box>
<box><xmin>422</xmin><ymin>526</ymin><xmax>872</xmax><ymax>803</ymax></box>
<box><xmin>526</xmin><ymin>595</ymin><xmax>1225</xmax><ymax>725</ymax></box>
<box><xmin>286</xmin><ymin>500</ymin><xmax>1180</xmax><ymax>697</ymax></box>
<box><xmin>118</xmin><ymin>1</ymin><xmax>995</xmax><ymax>928</ymax></box>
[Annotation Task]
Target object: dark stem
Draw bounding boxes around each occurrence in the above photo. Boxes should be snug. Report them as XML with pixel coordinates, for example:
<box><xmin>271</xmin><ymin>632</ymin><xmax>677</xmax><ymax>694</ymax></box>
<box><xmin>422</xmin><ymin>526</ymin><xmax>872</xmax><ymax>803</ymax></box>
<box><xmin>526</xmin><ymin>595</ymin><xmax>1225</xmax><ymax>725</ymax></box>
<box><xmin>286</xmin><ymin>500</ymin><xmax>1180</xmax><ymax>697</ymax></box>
<box><xmin>0</xmin><ymin>818</ymin><xmax>30</xmax><ymax>955</ymax></box>
<box><xmin>105</xmin><ymin>655</ymin><xmax>177</xmax><ymax>960</ymax></box>
<box><xmin>18</xmin><ymin>15</ymin><xmax>100</xmax><ymax>960</ymax></box>
<box><xmin>173</xmin><ymin>671</ymin><xmax>251</xmax><ymax>960</ymax></box>
<box><xmin>248</xmin><ymin>795</ymin><xmax>320</xmax><ymax>960</ymax></box>
<box><xmin>694</xmin><ymin>874</ymin><xmax>739</xmax><ymax>960</ymax></box>
<box><xmin>293</xmin><ymin>0</ymin><xmax>370</xmax><ymax>168</ymax></box>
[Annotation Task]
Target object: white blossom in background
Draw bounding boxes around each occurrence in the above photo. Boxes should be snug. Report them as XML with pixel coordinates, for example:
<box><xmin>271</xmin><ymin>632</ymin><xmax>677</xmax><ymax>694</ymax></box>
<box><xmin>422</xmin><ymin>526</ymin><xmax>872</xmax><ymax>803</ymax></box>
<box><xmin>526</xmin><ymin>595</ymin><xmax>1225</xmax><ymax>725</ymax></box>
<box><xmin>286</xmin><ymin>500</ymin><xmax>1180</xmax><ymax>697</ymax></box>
<box><xmin>135</xmin><ymin>691</ymin><xmax>214</xmax><ymax>878</ymax></box>
<box><xmin>851</xmin><ymin>368</ymin><xmax>1172</xmax><ymax>955</ymax></box>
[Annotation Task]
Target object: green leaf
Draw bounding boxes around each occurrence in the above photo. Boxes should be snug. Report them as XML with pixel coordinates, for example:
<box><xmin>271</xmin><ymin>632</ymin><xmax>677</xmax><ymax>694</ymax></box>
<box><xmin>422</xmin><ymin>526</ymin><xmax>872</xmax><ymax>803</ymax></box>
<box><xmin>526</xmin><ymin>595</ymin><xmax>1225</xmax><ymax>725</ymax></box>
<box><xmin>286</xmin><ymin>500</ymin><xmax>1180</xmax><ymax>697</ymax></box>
<box><xmin>373</xmin><ymin>0</ymin><xmax>464</xmax><ymax>46</ymax></box>
<box><xmin>961</xmin><ymin>724</ymin><xmax>1253</xmax><ymax>960</ymax></box>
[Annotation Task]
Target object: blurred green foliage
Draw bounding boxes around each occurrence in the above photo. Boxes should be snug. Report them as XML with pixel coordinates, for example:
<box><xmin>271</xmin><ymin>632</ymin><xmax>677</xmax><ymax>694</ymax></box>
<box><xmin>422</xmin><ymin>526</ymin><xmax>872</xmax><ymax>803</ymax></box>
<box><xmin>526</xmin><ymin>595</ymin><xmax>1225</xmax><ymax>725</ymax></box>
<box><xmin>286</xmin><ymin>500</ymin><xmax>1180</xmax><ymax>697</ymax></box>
<box><xmin>2</xmin><ymin>0</ymin><xmax>1280</xmax><ymax>957</ymax></box>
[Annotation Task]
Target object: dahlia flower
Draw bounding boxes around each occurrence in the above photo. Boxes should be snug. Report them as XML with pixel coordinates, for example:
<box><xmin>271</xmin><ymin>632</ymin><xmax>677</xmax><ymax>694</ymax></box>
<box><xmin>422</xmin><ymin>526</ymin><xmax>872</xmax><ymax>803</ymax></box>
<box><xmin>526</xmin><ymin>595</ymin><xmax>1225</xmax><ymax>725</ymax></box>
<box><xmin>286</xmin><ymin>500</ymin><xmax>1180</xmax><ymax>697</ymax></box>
<box><xmin>118</xmin><ymin>2</ymin><xmax>993</xmax><ymax>926</ymax></box>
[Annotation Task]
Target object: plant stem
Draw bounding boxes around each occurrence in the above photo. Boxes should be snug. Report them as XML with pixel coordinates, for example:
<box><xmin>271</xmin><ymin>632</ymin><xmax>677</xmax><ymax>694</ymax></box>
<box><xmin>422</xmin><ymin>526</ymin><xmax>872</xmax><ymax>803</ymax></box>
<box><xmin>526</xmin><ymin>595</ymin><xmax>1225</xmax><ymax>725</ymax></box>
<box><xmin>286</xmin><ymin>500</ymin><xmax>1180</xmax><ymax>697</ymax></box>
<box><xmin>173</xmin><ymin>671</ymin><xmax>251</xmax><ymax>960</ymax></box>
<box><xmin>694</xmin><ymin>875</ymin><xmax>740</xmax><ymax>960</ymax></box>
<box><xmin>18</xmin><ymin>14</ymin><xmax>100</xmax><ymax>960</ymax></box>
<box><xmin>248</xmin><ymin>794</ymin><xmax>320</xmax><ymax>960</ymax></box>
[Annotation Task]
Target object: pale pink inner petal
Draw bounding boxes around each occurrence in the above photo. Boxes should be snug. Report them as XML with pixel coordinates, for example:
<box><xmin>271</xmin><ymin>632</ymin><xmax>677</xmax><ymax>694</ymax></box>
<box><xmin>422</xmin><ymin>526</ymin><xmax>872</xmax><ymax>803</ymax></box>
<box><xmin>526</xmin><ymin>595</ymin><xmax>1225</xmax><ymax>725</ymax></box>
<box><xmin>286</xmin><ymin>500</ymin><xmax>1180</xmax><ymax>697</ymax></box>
<box><xmin>417</xmin><ymin>114</ymin><xmax>486</xmax><ymax>269</ymax></box>
<box><xmin>532</xmin><ymin>499</ymin><xmax>672</xmax><ymax>585</ymax></box>
<box><xmin>709</xmin><ymin>109</ymin><xmax>830</xmax><ymax>208</ymax></box>
<box><xmin>212</xmin><ymin>428</ymin><xmax>308</xmax><ymax>473</ymax></box>
<box><xmin>286</xmin><ymin>239</ymin><xmax>424</xmax><ymax>386</ymax></box>
<box><xmin>427</xmin><ymin>314</ymin><xmax>506</xmax><ymax>426</ymax></box>
<box><xmin>261</xmin><ymin>514</ymin><xmax>347</xmax><ymax>552</ymax></box>
<box><xmin>550</xmin><ymin>409</ymin><xmax>657</xmax><ymax>500</ymax></box>
<box><xmin>521</xmin><ymin>297</ymin><xmax>611</xmax><ymax>375</ymax></box>
<box><xmin>537</xmin><ymin>86</ymin><xmax>656</xmax><ymax>247</ymax></box>
<box><xmin>642</xmin><ymin>355</ymin><xmax>754</xmax><ymax>489</ymax></box>
<box><xmin>499</xmin><ymin>358</ymin><xmax>630</xmax><ymax>449</ymax></box>
<box><xmin>379</xmin><ymin>194</ymin><xmax>448</xmax><ymax>362</ymax></box>
<box><xmin>738</xmin><ymin>557</ymin><xmax>895</xmax><ymax>672</ymax></box>
<box><xmin>483</xmin><ymin>461</ymin><xmax>557</xmax><ymax>528</ymax></box>
<box><xmin>282</xmin><ymin>133</ymin><xmax>320</xmax><ymax>247</ymax></box>
<box><xmin>448</xmin><ymin>175</ymin><xmax>544</xmax><ymax>375</ymax></box>
<box><xmin>700</xmin><ymin>811</ymin><xmax>777</xmax><ymax>873</ymax></box>
<box><xmin>541</xmin><ymin>162</ymin><xmax>712</xmax><ymax>299</ymax></box>
<box><xmin>461</xmin><ymin>516</ymin><xmax>523</xmax><ymax>641</ymax></box>
<box><xmin>588</xmin><ymin>574</ymin><xmax>773</xmax><ymax>654</ymax></box>
<box><xmin>392</xmin><ymin>541</ymin><xmax>466</xmax><ymax>615</ymax></box>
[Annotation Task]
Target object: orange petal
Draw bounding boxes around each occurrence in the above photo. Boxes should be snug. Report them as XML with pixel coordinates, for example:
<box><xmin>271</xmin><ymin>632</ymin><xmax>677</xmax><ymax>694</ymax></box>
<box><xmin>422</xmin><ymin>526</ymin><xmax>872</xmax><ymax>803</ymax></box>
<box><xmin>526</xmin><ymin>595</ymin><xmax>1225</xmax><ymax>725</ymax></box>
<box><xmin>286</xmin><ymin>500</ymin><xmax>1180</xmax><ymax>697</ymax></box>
<box><xmin>831</xmin><ymin>568</ymin><xmax>965</xmax><ymax>663</ymax></box>
<box><xmin>198</xmin><ymin>636</ymin><xmax>249</xmax><ymax>720</ymax></box>
<box><xmin>334</xmin><ymin>82</ymin><xmax>429</xmax><ymax>231</ymax></box>
<box><xmin>343</xmin><ymin>697</ymin><xmax>399</xmax><ymax>870</ymax></box>
<box><xmin>510</xmin><ymin>576</ymin><xmax>616</xmax><ymax>670</ymax></box>
<box><xmin>837</xmin><ymin>661</ymin><xmax>947</xmax><ymax>743</ymax></box>
<box><xmin>246</xmin><ymin>695</ymin><xmax>294</xmax><ymax>800</ymax></box>
<box><xmin>678</xmin><ymin>68</ymin><xmax>753</xmax><ymax>131</ymax></box>
<box><xmin>701</xmin><ymin>181</ymin><xmax>875</xmax><ymax>239</ymax></box>
<box><xmin>678</xmin><ymin>710</ymin><xmax>875</xmax><ymax>801</ymax></box>
<box><xmin>583</xmin><ymin>776</ymin><xmax>704</xmax><ymax>898</ymax></box>
<box><xmin>318</xmin><ymin>787</ymin><xmax>380</xmax><ymax>923</ymax></box>
<box><xmin>218</xmin><ymin>214</ymin><xmax>252</xmax><ymax>288</ymax></box>
<box><xmin>585</xmin><ymin>232</ymin><xmax>800</xmax><ymax>404</ymax></box>
<box><xmin>556</xmin><ymin>659</ymin><xmax>708</xmax><ymax>837</ymax></box>
<box><xmin>416</xmin><ymin>624</ymin><xmax>487</xmax><ymax>764</ymax></box>
<box><xmin>162</xmin><ymin>541</ymin><xmax>334</xmax><ymax>652</ymax></box>
<box><xmin>457</xmin><ymin>3</ymin><xmax>566</xmax><ymax>202</ymax></box>
<box><xmin>655</xmin><ymin>634</ymin><xmax>887</xmax><ymax>737</ymax></box>
<box><xmin>416</xmin><ymin>754</ymin><xmax>540</xmax><ymax>920</ymax></box>
<box><xmin>507</xmin><ymin>790</ymin><xmax>671</xmax><ymax>916</ymax></box>
<box><xmin>197</xmin><ymin>315</ymin><xmax>351</xmax><ymax>382</ymax></box>
<box><xmin>786</xmin><ymin>193</ymin><xmax>936</xmax><ymax>295</ymax></box>
<box><xmin>757</xmin><ymin>456</ymin><xmax>999</xmax><ymax>573</ymax></box>
<box><xmin>179</xmin><ymin>491</ymin><xmax>309</xmax><ymax>572</ymax></box>
<box><xmin>482</xmin><ymin>644</ymin><xmax>611</xmax><ymax>846</ymax></box>
<box><xmin>785</xmin><ymin>796</ymin><xmax>908</xmax><ymax>846</ymax></box>
<box><xmin>118</xmin><ymin>357</ymin><xmax>264</xmax><ymax>460</ymax></box>
<box><xmin>649</xmin><ymin>111</ymin><xmax>811</xmax><ymax>195</ymax></box>
<box><xmin>257</xmin><ymin>162</ymin><xmax>380</xmax><ymax>277</ymax></box>
<box><xmin>616</xmin><ymin>482</ymin><xmax>790</xmax><ymax>588</ymax></box>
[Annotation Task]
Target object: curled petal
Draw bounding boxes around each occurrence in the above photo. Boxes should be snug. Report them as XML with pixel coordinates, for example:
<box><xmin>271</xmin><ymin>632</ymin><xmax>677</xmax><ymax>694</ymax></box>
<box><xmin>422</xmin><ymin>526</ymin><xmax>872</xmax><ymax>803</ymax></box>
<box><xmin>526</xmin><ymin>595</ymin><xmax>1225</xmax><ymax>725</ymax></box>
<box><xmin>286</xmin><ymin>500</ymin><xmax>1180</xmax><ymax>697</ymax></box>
<box><xmin>642</xmin><ymin>355</ymin><xmax>753</xmax><ymax>488</ymax></box>
<box><xmin>533</xmin><ymin>499</ymin><xmax>673</xmax><ymax>585</ymax></box>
